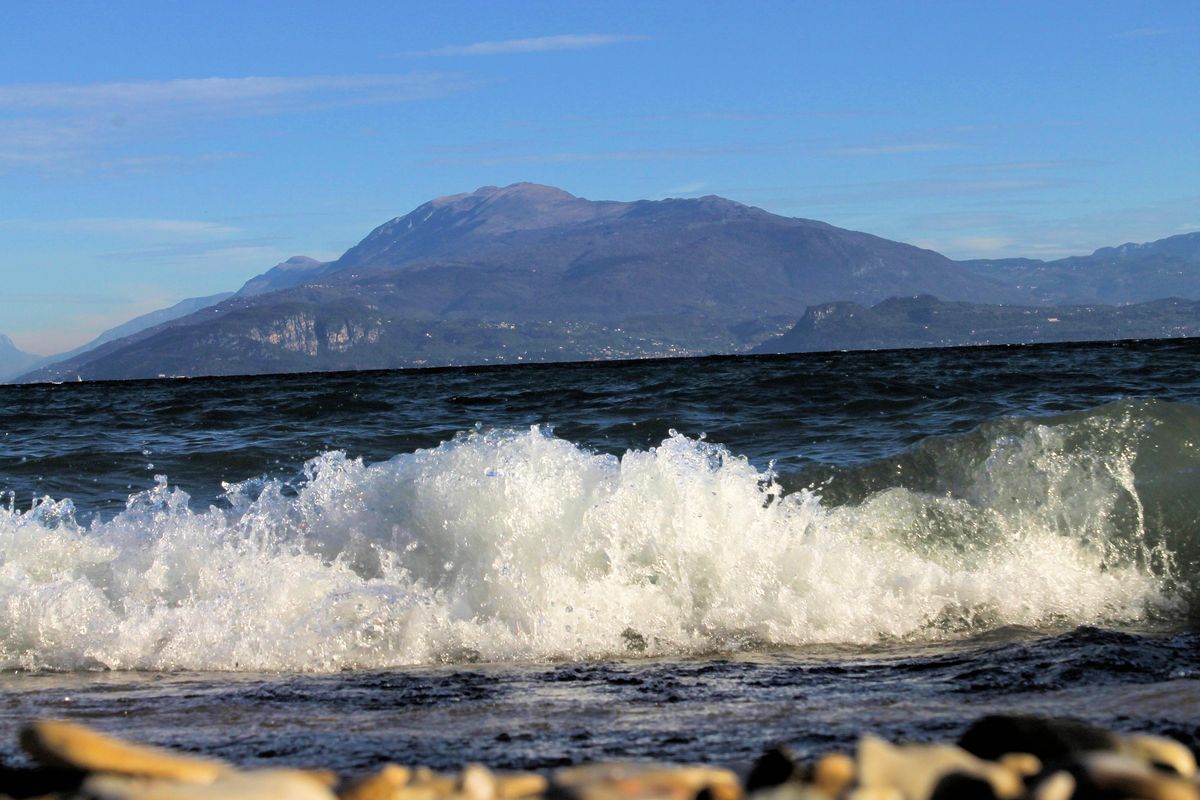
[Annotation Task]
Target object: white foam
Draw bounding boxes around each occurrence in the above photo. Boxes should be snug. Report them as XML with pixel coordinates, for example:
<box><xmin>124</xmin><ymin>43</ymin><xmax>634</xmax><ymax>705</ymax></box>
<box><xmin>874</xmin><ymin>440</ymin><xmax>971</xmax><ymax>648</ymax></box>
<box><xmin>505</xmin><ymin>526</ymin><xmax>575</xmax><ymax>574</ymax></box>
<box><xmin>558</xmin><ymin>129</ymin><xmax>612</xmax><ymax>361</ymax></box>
<box><xmin>0</xmin><ymin>426</ymin><xmax>1176</xmax><ymax>671</ymax></box>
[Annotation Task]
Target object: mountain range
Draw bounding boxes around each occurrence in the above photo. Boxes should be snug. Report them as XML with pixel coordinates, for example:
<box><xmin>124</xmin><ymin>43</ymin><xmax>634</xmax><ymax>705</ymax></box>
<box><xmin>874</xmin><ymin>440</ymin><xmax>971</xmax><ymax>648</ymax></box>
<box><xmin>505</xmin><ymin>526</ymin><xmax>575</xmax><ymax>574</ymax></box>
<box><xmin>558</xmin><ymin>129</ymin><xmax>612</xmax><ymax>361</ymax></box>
<box><xmin>9</xmin><ymin>183</ymin><xmax>1200</xmax><ymax>381</ymax></box>
<box><xmin>754</xmin><ymin>295</ymin><xmax>1200</xmax><ymax>354</ymax></box>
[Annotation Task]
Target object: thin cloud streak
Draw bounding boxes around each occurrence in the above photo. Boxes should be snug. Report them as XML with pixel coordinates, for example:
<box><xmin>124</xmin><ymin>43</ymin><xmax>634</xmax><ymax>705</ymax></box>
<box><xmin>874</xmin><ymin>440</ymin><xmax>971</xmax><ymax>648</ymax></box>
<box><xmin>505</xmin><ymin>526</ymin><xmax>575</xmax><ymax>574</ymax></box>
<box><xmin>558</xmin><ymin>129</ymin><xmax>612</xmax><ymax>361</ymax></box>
<box><xmin>406</xmin><ymin>34</ymin><xmax>647</xmax><ymax>58</ymax></box>
<box><xmin>945</xmin><ymin>159</ymin><xmax>1101</xmax><ymax>174</ymax></box>
<box><xmin>3</xmin><ymin>217</ymin><xmax>240</xmax><ymax>237</ymax></box>
<box><xmin>99</xmin><ymin>239</ymin><xmax>283</xmax><ymax>263</ymax></box>
<box><xmin>70</xmin><ymin>218</ymin><xmax>240</xmax><ymax>237</ymax></box>
<box><xmin>664</xmin><ymin>181</ymin><xmax>707</xmax><ymax>196</ymax></box>
<box><xmin>424</xmin><ymin>146</ymin><xmax>747</xmax><ymax>167</ymax></box>
<box><xmin>830</xmin><ymin>142</ymin><xmax>958</xmax><ymax>157</ymax></box>
<box><xmin>0</xmin><ymin>73</ymin><xmax>476</xmax><ymax>172</ymax></box>
<box><xmin>0</xmin><ymin>73</ymin><xmax>472</xmax><ymax>112</ymax></box>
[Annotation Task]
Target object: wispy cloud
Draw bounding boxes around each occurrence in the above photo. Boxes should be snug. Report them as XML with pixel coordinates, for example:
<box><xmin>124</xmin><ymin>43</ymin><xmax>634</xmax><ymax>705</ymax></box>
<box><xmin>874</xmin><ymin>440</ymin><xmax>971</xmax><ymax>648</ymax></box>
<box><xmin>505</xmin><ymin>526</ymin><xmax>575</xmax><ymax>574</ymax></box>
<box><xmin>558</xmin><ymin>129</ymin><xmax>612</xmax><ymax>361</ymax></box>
<box><xmin>2</xmin><ymin>216</ymin><xmax>240</xmax><ymax>238</ymax></box>
<box><xmin>0</xmin><ymin>73</ymin><xmax>476</xmax><ymax>171</ymax></box>
<box><xmin>0</xmin><ymin>73</ymin><xmax>473</xmax><ymax>113</ymax></box>
<box><xmin>7</xmin><ymin>291</ymin><xmax>133</xmax><ymax>306</ymax></box>
<box><xmin>830</xmin><ymin>142</ymin><xmax>958</xmax><ymax>157</ymax></box>
<box><xmin>424</xmin><ymin>145</ymin><xmax>745</xmax><ymax>167</ymax></box>
<box><xmin>71</xmin><ymin>218</ymin><xmax>241</xmax><ymax>237</ymax></box>
<box><xmin>99</xmin><ymin>239</ymin><xmax>283</xmax><ymax>264</ymax></box>
<box><xmin>945</xmin><ymin>159</ymin><xmax>1100</xmax><ymax>174</ymax></box>
<box><xmin>406</xmin><ymin>34</ymin><xmax>647</xmax><ymax>58</ymax></box>
<box><xmin>769</xmin><ymin>176</ymin><xmax>1070</xmax><ymax>206</ymax></box>
<box><xmin>98</xmin><ymin>152</ymin><xmax>249</xmax><ymax>172</ymax></box>
<box><xmin>664</xmin><ymin>181</ymin><xmax>707</xmax><ymax>196</ymax></box>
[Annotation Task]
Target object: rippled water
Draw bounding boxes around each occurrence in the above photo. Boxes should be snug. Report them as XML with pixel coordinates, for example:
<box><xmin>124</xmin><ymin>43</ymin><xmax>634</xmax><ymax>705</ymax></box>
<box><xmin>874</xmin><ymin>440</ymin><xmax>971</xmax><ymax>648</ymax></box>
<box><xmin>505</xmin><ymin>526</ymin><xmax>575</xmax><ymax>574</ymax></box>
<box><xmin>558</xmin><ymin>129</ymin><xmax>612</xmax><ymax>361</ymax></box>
<box><xmin>1</xmin><ymin>339</ymin><xmax>1198</xmax><ymax>769</ymax></box>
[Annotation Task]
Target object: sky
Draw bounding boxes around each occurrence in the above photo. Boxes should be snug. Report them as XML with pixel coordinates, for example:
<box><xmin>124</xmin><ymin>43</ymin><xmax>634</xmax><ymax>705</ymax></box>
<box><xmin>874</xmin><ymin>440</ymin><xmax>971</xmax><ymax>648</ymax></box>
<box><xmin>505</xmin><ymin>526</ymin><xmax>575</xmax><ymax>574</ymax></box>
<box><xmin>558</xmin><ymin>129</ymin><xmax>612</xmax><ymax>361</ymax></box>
<box><xmin>2</xmin><ymin>1</ymin><xmax>1198</xmax><ymax>355</ymax></box>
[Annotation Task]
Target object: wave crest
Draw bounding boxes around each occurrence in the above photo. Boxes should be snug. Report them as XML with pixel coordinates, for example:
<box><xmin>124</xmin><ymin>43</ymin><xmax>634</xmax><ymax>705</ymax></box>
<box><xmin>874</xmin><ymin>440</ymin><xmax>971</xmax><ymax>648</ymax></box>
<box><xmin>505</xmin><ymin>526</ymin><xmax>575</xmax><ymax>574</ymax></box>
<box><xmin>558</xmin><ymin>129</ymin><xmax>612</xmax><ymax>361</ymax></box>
<box><xmin>1</xmin><ymin>403</ymin><xmax>1192</xmax><ymax>671</ymax></box>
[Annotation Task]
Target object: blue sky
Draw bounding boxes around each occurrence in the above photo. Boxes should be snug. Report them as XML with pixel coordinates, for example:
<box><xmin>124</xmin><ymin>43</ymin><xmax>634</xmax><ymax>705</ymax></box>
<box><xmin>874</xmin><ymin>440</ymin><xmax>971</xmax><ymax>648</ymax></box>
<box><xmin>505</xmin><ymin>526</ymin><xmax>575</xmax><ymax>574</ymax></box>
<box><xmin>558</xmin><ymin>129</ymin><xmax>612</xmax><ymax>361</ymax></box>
<box><xmin>2</xmin><ymin>1</ymin><xmax>1197</xmax><ymax>354</ymax></box>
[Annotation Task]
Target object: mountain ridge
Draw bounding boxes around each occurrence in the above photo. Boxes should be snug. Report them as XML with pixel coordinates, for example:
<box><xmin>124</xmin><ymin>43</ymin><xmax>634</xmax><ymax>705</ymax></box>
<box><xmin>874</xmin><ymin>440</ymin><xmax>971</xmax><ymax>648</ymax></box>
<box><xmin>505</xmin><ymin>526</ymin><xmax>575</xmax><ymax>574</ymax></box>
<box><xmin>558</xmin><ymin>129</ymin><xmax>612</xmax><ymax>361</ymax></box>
<box><xmin>14</xmin><ymin>183</ymin><xmax>1200</xmax><ymax>382</ymax></box>
<box><xmin>753</xmin><ymin>295</ymin><xmax>1200</xmax><ymax>354</ymax></box>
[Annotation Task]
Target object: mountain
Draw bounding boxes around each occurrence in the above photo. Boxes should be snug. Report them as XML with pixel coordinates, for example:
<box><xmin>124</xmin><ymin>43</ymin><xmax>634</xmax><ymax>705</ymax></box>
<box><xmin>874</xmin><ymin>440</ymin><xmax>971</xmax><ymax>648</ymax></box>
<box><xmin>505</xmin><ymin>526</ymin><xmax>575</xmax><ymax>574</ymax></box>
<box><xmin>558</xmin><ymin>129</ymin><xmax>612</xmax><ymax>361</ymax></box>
<box><xmin>11</xmin><ymin>293</ymin><xmax>234</xmax><ymax>380</ymax></box>
<box><xmin>13</xmin><ymin>183</ymin><xmax>1200</xmax><ymax>382</ymax></box>
<box><xmin>960</xmin><ymin>232</ymin><xmax>1200</xmax><ymax>305</ymax></box>
<box><xmin>0</xmin><ymin>335</ymin><xmax>41</xmax><ymax>380</ymax></box>
<box><xmin>308</xmin><ymin>183</ymin><xmax>1015</xmax><ymax>318</ymax></box>
<box><xmin>11</xmin><ymin>257</ymin><xmax>325</xmax><ymax>379</ymax></box>
<box><xmin>235</xmin><ymin>256</ymin><xmax>326</xmax><ymax>297</ymax></box>
<box><xmin>753</xmin><ymin>295</ymin><xmax>1200</xmax><ymax>353</ymax></box>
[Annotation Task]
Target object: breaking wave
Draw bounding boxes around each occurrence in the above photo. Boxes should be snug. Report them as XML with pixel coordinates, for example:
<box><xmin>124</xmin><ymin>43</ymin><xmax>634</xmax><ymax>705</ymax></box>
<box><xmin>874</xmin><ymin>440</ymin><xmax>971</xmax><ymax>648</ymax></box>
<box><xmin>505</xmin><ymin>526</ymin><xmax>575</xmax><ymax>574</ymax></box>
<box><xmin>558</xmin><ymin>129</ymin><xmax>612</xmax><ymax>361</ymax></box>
<box><xmin>1</xmin><ymin>400</ymin><xmax>1197</xmax><ymax>671</ymax></box>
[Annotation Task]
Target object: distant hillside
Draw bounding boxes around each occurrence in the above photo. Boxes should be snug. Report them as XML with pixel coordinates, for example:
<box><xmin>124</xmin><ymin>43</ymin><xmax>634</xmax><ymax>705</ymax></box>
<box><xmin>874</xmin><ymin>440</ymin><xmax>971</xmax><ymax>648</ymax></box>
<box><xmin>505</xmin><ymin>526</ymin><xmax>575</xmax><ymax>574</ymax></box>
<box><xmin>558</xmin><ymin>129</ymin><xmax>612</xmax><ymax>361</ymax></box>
<box><xmin>14</xmin><ymin>257</ymin><xmax>325</xmax><ymax>379</ymax></box>
<box><xmin>754</xmin><ymin>295</ymin><xmax>1200</xmax><ymax>354</ymax></box>
<box><xmin>14</xmin><ymin>183</ymin><xmax>1200</xmax><ymax>382</ymax></box>
<box><xmin>0</xmin><ymin>335</ymin><xmax>41</xmax><ymax>381</ymax></box>
<box><xmin>22</xmin><ymin>292</ymin><xmax>237</xmax><ymax>375</ymax></box>
<box><xmin>235</xmin><ymin>256</ymin><xmax>326</xmax><ymax>297</ymax></box>
<box><xmin>961</xmin><ymin>232</ymin><xmax>1200</xmax><ymax>304</ymax></box>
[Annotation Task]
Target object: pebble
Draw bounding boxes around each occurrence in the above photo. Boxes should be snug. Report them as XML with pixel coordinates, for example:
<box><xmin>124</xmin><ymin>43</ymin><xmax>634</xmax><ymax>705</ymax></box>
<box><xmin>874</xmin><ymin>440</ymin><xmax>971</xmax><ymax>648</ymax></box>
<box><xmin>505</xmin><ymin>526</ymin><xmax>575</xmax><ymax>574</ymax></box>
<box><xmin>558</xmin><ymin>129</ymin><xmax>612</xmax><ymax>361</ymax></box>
<box><xmin>83</xmin><ymin>769</ymin><xmax>336</xmax><ymax>800</ymax></box>
<box><xmin>4</xmin><ymin>715</ymin><xmax>1198</xmax><ymax>800</ymax></box>
<box><xmin>550</xmin><ymin>763</ymin><xmax>741</xmax><ymax>800</ymax></box>
<box><xmin>19</xmin><ymin>719</ymin><xmax>226</xmax><ymax>784</ymax></box>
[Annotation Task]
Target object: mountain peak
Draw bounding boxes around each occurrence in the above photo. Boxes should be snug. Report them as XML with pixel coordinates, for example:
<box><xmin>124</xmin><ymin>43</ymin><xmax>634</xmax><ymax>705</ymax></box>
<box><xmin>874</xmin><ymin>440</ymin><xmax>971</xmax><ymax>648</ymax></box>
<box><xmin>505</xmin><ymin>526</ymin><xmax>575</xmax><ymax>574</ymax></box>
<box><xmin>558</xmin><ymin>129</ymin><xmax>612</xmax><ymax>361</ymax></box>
<box><xmin>235</xmin><ymin>255</ymin><xmax>326</xmax><ymax>297</ymax></box>
<box><xmin>429</xmin><ymin>182</ymin><xmax>579</xmax><ymax>208</ymax></box>
<box><xmin>278</xmin><ymin>255</ymin><xmax>323</xmax><ymax>270</ymax></box>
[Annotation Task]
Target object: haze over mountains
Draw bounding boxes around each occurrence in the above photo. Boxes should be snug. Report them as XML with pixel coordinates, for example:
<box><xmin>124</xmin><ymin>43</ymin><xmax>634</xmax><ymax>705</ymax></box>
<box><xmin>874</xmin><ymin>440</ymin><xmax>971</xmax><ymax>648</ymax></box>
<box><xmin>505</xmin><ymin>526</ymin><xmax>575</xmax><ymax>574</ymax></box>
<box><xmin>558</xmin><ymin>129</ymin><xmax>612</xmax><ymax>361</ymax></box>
<box><xmin>9</xmin><ymin>183</ymin><xmax>1200</xmax><ymax>382</ymax></box>
<box><xmin>0</xmin><ymin>335</ymin><xmax>41</xmax><ymax>379</ymax></box>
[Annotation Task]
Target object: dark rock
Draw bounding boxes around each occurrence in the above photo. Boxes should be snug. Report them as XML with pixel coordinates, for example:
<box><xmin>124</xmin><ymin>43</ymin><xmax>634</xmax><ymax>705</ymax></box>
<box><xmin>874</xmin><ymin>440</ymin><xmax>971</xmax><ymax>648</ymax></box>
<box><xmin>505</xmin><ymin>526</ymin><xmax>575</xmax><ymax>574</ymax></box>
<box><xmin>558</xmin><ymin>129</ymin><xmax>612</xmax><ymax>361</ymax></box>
<box><xmin>745</xmin><ymin>747</ymin><xmax>800</xmax><ymax>791</ymax></box>
<box><xmin>0</xmin><ymin>765</ymin><xmax>85</xmax><ymax>798</ymax></box>
<box><xmin>930</xmin><ymin>771</ymin><xmax>1003</xmax><ymax>800</ymax></box>
<box><xmin>958</xmin><ymin>714</ymin><xmax>1117</xmax><ymax>762</ymax></box>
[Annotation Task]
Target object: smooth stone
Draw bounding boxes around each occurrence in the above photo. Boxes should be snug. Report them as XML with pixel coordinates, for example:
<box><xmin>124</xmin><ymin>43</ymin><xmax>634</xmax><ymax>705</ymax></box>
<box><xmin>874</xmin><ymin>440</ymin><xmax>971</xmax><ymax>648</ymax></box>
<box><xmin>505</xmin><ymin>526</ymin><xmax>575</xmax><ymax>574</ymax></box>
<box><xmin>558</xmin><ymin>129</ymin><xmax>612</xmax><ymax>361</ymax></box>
<box><xmin>340</xmin><ymin>764</ymin><xmax>413</xmax><ymax>800</ymax></box>
<box><xmin>1119</xmin><ymin>734</ymin><xmax>1199</xmax><ymax>778</ymax></box>
<box><xmin>747</xmin><ymin>785</ymin><xmax>840</xmax><ymax>800</ymax></box>
<box><xmin>1071</xmin><ymin>752</ymin><xmax>1200</xmax><ymax>800</ymax></box>
<box><xmin>552</xmin><ymin>763</ymin><xmax>741</xmax><ymax>800</ymax></box>
<box><xmin>344</xmin><ymin>766</ymin><xmax>544</xmax><ymax>800</ymax></box>
<box><xmin>1029</xmin><ymin>772</ymin><xmax>1075</xmax><ymax>800</ymax></box>
<box><xmin>810</xmin><ymin>753</ymin><xmax>855</xmax><ymax>799</ymax></box>
<box><xmin>857</xmin><ymin>736</ymin><xmax>1022</xmax><ymax>800</ymax></box>
<box><xmin>410</xmin><ymin>767</ymin><xmax>458</xmax><ymax>794</ymax></box>
<box><xmin>996</xmin><ymin>753</ymin><xmax>1041</xmax><ymax>778</ymax></box>
<box><xmin>20</xmin><ymin>720</ymin><xmax>226</xmax><ymax>784</ymax></box>
<box><xmin>843</xmin><ymin>790</ymin><xmax>904</xmax><ymax>800</ymax></box>
<box><xmin>83</xmin><ymin>769</ymin><xmax>337</xmax><ymax>800</ymax></box>
<box><xmin>494</xmin><ymin>773</ymin><xmax>550</xmax><ymax>799</ymax></box>
<box><xmin>461</xmin><ymin>764</ymin><xmax>498</xmax><ymax>800</ymax></box>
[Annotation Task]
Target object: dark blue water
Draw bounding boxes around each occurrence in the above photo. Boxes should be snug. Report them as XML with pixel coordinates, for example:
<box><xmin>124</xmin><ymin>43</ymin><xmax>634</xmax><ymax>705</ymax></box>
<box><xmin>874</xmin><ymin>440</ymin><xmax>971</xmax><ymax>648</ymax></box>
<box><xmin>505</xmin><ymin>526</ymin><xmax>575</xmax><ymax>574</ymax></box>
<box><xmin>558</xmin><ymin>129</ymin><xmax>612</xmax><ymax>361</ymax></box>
<box><xmin>1</xmin><ymin>340</ymin><xmax>1198</xmax><ymax>771</ymax></box>
<box><xmin>4</xmin><ymin>339</ymin><xmax>1198</xmax><ymax>518</ymax></box>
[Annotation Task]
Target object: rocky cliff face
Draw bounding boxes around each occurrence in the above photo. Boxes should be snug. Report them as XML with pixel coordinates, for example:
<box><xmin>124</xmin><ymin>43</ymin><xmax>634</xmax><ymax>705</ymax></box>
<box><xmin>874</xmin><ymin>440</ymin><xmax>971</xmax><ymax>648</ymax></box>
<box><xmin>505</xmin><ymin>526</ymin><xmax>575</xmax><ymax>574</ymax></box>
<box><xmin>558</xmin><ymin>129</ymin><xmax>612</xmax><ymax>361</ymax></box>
<box><xmin>243</xmin><ymin>314</ymin><xmax>383</xmax><ymax>355</ymax></box>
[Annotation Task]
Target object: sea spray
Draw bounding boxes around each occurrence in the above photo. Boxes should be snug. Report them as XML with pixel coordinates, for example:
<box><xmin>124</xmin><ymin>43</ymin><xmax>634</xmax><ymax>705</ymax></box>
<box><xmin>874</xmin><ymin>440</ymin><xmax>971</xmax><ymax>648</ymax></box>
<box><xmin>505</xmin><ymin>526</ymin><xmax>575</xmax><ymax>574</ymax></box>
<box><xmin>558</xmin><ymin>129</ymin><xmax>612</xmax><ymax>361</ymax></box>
<box><xmin>0</xmin><ymin>412</ymin><xmax>1186</xmax><ymax>672</ymax></box>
